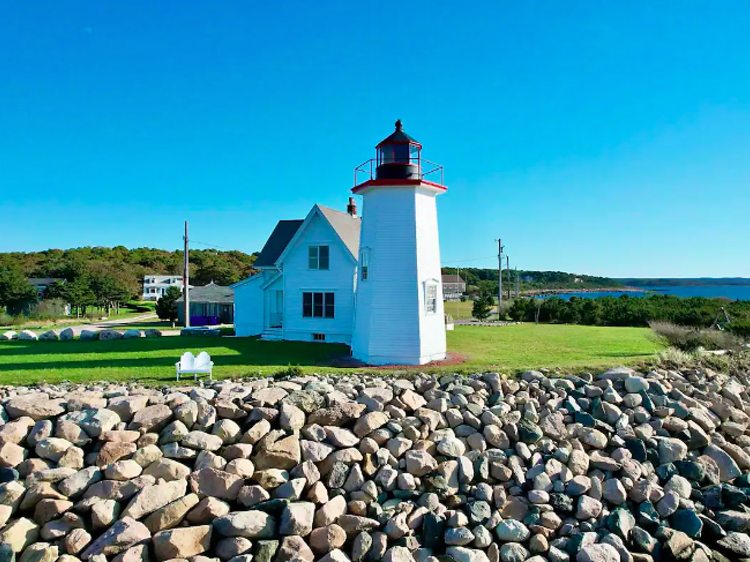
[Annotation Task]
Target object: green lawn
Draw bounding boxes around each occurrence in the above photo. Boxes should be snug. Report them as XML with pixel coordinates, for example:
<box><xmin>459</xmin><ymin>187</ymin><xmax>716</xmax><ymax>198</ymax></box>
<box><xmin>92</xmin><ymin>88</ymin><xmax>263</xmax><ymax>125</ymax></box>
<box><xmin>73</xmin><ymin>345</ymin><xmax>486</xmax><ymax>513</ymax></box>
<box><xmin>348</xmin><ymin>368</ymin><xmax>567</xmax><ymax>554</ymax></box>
<box><xmin>444</xmin><ymin>300</ymin><xmax>498</xmax><ymax>320</ymax></box>
<box><xmin>451</xmin><ymin>323</ymin><xmax>662</xmax><ymax>372</ymax></box>
<box><xmin>0</xmin><ymin>324</ymin><xmax>662</xmax><ymax>385</ymax></box>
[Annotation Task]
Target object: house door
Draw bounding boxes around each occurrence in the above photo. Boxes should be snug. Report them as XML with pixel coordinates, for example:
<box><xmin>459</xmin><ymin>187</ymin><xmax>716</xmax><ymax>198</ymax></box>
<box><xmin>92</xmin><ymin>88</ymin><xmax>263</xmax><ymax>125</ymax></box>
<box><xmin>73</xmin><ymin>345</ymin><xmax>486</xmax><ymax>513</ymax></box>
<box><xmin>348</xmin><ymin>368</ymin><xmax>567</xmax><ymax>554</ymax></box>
<box><xmin>270</xmin><ymin>290</ymin><xmax>283</xmax><ymax>328</ymax></box>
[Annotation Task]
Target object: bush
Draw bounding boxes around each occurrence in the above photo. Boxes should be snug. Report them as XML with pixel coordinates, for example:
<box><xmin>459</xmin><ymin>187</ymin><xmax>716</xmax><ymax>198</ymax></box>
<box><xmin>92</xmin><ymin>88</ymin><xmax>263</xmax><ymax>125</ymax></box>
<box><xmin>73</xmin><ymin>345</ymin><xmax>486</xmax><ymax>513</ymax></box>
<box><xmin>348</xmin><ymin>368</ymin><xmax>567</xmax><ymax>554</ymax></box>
<box><xmin>649</xmin><ymin>321</ymin><xmax>741</xmax><ymax>352</ymax></box>
<box><xmin>472</xmin><ymin>296</ymin><xmax>492</xmax><ymax>321</ymax></box>
<box><xmin>655</xmin><ymin>347</ymin><xmax>695</xmax><ymax>369</ymax></box>
<box><xmin>28</xmin><ymin>299</ymin><xmax>69</xmax><ymax>319</ymax></box>
<box><xmin>497</xmin><ymin>299</ymin><xmax>514</xmax><ymax>321</ymax></box>
<box><xmin>276</xmin><ymin>365</ymin><xmax>303</xmax><ymax>378</ymax></box>
<box><xmin>729</xmin><ymin>320</ymin><xmax>750</xmax><ymax>340</ymax></box>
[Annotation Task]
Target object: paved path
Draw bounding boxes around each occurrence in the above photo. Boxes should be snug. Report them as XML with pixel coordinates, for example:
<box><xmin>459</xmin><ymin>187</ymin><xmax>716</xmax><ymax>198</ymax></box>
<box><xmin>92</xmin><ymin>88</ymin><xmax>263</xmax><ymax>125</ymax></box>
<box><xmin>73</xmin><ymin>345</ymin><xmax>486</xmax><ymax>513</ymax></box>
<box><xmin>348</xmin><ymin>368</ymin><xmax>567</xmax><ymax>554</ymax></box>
<box><xmin>66</xmin><ymin>313</ymin><xmax>159</xmax><ymax>335</ymax></box>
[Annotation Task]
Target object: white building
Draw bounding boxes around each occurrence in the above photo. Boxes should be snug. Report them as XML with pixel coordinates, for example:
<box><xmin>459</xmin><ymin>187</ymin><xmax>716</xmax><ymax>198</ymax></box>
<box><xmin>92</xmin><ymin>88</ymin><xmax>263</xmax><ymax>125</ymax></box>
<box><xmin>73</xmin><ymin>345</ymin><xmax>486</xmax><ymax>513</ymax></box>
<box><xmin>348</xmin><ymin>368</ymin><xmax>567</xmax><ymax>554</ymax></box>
<box><xmin>441</xmin><ymin>274</ymin><xmax>467</xmax><ymax>300</ymax></box>
<box><xmin>142</xmin><ymin>275</ymin><xmax>184</xmax><ymax>300</ymax></box>
<box><xmin>232</xmin><ymin>121</ymin><xmax>447</xmax><ymax>365</ymax></box>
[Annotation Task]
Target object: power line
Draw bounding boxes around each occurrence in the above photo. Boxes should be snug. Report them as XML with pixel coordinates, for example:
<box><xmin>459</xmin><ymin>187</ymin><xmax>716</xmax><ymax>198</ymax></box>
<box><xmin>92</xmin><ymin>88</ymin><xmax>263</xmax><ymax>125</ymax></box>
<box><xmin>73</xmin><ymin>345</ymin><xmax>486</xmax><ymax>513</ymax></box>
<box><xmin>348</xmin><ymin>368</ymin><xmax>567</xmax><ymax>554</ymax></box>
<box><xmin>188</xmin><ymin>239</ymin><xmax>234</xmax><ymax>251</ymax></box>
<box><xmin>442</xmin><ymin>255</ymin><xmax>497</xmax><ymax>265</ymax></box>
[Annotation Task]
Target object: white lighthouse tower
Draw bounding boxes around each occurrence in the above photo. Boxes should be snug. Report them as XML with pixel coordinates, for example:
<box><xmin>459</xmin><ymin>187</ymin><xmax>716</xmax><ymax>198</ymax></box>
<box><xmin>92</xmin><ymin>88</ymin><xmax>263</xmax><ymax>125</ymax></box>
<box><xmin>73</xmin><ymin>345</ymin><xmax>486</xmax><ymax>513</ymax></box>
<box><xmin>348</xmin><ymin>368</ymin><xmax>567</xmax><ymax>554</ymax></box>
<box><xmin>351</xmin><ymin>120</ymin><xmax>447</xmax><ymax>365</ymax></box>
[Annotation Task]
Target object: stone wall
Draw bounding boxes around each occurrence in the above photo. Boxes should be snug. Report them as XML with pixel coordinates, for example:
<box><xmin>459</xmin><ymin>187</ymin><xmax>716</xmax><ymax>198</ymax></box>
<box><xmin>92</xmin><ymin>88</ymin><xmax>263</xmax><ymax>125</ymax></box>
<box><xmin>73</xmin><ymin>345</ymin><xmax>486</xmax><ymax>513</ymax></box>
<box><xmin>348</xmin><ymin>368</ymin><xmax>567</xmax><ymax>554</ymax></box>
<box><xmin>0</xmin><ymin>367</ymin><xmax>748</xmax><ymax>562</ymax></box>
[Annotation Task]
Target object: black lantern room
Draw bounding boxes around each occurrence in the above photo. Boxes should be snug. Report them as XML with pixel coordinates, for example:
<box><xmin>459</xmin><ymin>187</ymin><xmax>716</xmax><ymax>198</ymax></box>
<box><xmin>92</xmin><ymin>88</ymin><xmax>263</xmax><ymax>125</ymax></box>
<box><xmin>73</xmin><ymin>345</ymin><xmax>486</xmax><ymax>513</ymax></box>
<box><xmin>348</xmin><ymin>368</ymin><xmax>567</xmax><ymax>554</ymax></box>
<box><xmin>375</xmin><ymin>120</ymin><xmax>422</xmax><ymax>180</ymax></box>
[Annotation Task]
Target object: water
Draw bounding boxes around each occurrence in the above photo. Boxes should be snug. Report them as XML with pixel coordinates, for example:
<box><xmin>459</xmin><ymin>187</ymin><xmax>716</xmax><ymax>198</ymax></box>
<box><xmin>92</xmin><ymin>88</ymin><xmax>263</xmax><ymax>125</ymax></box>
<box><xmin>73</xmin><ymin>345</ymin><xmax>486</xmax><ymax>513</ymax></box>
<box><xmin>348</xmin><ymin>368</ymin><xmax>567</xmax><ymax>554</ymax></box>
<box><xmin>538</xmin><ymin>286</ymin><xmax>750</xmax><ymax>301</ymax></box>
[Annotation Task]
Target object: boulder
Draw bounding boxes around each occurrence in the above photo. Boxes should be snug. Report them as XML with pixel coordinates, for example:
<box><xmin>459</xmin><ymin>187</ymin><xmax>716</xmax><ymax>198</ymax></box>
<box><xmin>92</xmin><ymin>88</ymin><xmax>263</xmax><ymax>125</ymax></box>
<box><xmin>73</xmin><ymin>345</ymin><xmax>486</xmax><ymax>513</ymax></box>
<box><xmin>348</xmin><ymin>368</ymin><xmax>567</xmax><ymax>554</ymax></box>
<box><xmin>152</xmin><ymin>525</ymin><xmax>212</xmax><ymax>561</ymax></box>
<box><xmin>98</xmin><ymin>330</ymin><xmax>123</xmax><ymax>341</ymax></box>
<box><xmin>38</xmin><ymin>330</ymin><xmax>59</xmax><ymax>341</ymax></box>
<box><xmin>59</xmin><ymin>328</ymin><xmax>75</xmax><ymax>341</ymax></box>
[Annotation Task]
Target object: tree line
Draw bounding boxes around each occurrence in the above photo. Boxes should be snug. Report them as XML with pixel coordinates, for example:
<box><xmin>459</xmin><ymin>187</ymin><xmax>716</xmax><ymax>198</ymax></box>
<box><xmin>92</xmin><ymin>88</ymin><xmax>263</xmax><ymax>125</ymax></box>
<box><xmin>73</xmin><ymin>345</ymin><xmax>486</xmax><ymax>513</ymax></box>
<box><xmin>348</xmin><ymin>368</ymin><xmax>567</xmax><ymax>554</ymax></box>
<box><xmin>0</xmin><ymin>246</ymin><xmax>258</xmax><ymax>317</ymax></box>
<box><xmin>442</xmin><ymin>267</ymin><xmax>622</xmax><ymax>297</ymax></box>
<box><xmin>506</xmin><ymin>294</ymin><xmax>750</xmax><ymax>337</ymax></box>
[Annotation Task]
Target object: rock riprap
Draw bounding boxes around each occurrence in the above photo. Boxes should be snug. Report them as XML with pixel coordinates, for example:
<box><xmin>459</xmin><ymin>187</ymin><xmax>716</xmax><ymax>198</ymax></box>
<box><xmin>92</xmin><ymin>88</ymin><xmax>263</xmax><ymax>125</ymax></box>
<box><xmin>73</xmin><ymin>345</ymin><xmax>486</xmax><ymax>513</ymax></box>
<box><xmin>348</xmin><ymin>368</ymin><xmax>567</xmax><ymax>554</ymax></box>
<box><xmin>0</xmin><ymin>366</ymin><xmax>748</xmax><ymax>562</ymax></box>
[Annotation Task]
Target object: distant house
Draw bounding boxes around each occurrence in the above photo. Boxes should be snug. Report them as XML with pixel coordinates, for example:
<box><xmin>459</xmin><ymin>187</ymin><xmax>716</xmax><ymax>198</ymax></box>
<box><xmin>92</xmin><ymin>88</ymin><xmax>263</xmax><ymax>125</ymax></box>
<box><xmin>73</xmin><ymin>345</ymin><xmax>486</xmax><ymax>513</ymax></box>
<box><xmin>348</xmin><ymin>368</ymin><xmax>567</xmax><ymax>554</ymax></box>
<box><xmin>176</xmin><ymin>282</ymin><xmax>234</xmax><ymax>326</ymax></box>
<box><xmin>522</xmin><ymin>275</ymin><xmax>534</xmax><ymax>283</ymax></box>
<box><xmin>28</xmin><ymin>278</ymin><xmax>65</xmax><ymax>298</ymax></box>
<box><xmin>441</xmin><ymin>274</ymin><xmax>466</xmax><ymax>300</ymax></box>
<box><xmin>143</xmin><ymin>275</ymin><xmax>184</xmax><ymax>301</ymax></box>
<box><xmin>15</xmin><ymin>278</ymin><xmax>70</xmax><ymax>316</ymax></box>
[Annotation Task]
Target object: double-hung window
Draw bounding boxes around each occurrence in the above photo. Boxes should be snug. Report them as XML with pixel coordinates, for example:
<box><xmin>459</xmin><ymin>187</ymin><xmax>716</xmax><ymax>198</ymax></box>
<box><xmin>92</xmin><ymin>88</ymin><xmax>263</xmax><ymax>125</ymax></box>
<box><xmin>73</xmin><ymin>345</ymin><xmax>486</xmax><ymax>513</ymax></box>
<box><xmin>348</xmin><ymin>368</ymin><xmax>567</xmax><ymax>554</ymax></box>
<box><xmin>361</xmin><ymin>248</ymin><xmax>370</xmax><ymax>281</ymax></box>
<box><xmin>308</xmin><ymin>246</ymin><xmax>330</xmax><ymax>270</ymax></box>
<box><xmin>302</xmin><ymin>292</ymin><xmax>335</xmax><ymax>318</ymax></box>
<box><xmin>425</xmin><ymin>282</ymin><xmax>438</xmax><ymax>315</ymax></box>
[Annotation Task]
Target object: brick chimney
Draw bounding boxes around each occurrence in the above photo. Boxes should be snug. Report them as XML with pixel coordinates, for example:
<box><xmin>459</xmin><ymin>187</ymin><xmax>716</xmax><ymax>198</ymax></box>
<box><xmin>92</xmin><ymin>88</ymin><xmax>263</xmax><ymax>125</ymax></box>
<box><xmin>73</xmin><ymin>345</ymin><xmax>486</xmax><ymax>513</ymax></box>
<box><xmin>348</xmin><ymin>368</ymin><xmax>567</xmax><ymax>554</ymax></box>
<box><xmin>347</xmin><ymin>197</ymin><xmax>357</xmax><ymax>217</ymax></box>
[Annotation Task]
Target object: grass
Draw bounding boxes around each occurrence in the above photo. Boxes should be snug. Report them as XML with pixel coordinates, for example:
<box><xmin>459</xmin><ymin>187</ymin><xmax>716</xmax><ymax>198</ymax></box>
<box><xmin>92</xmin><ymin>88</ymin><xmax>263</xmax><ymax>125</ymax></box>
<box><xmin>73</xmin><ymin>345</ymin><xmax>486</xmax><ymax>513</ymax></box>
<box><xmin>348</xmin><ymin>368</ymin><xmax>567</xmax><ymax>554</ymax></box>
<box><xmin>444</xmin><ymin>300</ymin><xmax>497</xmax><ymax>320</ymax></box>
<box><xmin>452</xmin><ymin>323</ymin><xmax>662</xmax><ymax>372</ymax></box>
<box><xmin>0</xmin><ymin>323</ymin><xmax>663</xmax><ymax>385</ymax></box>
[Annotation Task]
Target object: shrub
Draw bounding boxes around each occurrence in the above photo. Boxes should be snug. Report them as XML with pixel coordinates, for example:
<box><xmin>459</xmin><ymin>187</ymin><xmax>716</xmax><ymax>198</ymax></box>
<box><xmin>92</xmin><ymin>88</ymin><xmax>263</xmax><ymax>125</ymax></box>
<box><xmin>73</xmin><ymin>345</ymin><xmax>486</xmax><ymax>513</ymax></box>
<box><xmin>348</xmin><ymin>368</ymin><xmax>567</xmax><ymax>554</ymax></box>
<box><xmin>472</xmin><ymin>296</ymin><xmax>492</xmax><ymax>321</ymax></box>
<box><xmin>497</xmin><ymin>299</ymin><xmax>514</xmax><ymax>321</ymax></box>
<box><xmin>276</xmin><ymin>365</ymin><xmax>303</xmax><ymax>378</ymax></box>
<box><xmin>29</xmin><ymin>299</ymin><xmax>69</xmax><ymax>319</ymax></box>
<box><xmin>649</xmin><ymin>321</ymin><xmax>741</xmax><ymax>352</ymax></box>
<box><xmin>656</xmin><ymin>347</ymin><xmax>695</xmax><ymax>368</ymax></box>
<box><xmin>729</xmin><ymin>320</ymin><xmax>750</xmax><ymax>340</ymax></box>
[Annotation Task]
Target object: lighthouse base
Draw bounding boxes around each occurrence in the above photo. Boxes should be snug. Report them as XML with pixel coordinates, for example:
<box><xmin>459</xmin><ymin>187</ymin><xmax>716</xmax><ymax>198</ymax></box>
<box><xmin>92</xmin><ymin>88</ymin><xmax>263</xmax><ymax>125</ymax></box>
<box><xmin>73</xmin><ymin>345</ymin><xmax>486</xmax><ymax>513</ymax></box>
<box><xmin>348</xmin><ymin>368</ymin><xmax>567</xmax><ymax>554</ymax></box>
<box><xmin>353</xmin><ymin>349</ymin><xmax>447</xmax><ymax>366</ymax></box>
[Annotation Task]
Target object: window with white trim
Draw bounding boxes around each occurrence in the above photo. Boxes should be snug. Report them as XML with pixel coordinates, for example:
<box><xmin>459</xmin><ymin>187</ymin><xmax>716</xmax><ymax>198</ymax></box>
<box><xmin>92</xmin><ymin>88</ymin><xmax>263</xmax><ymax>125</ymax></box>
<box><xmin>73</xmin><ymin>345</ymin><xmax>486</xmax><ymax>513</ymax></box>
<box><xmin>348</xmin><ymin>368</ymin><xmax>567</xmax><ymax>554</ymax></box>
<box><xmin>425</xmin><ymin>282</ymin><xmax>438</xmax><ymax>315</ymax></box>
<box><xmin>302</xmin><ymin>292</ymin><xmax>335</xmax><ymax>318</ymax></box>
<box><xmin>308</xmin><ymin>246</ymin><xmax>330</xmax><ymax>270</ymax></box>
<box><xmin>361</xmin><ymin>248</ymin><xmax>370</xmax><ymax>281</ymax></box>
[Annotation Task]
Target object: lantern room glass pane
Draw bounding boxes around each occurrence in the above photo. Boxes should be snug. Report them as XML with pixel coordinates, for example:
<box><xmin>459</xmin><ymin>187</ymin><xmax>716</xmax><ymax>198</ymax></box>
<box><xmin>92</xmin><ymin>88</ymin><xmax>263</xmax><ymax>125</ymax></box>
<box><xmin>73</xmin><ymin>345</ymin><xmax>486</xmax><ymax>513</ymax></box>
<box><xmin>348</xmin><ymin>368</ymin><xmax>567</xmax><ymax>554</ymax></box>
<box><xmin>409</xmin><ymin>144</ymin><xmax>420</xmax><ymax>165</ymax></box>
<box><xmin>393</xmin><ymin>144</ymin><xmax>409</xmax><ymax>163</ymax></box>
<box><xmin>379</xmin><ymin>145</ymin><xmax>395</xmax><ymax>164</ymax></box>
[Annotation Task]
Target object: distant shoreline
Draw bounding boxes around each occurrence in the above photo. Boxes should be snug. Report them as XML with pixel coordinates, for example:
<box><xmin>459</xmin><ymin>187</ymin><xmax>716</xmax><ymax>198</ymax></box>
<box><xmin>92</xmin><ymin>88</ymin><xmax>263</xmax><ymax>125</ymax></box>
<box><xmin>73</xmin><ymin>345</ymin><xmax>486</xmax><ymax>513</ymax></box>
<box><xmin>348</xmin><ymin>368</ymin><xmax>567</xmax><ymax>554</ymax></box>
<box><xmin>521</xmin><ymin>287</ymin><xmax>643</xmax><ymax>296</ymax></box>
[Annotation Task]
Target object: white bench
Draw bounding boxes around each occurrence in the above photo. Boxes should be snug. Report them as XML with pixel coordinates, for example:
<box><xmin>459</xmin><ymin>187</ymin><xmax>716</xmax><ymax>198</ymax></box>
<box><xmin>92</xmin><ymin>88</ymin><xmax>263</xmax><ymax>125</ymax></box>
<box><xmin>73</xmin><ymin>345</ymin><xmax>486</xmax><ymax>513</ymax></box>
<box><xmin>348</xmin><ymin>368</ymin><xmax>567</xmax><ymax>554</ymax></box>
<box><xmin>175</xmin><ymin>351</ymin><xmax>214</xmax><ymax>381</ymax></box>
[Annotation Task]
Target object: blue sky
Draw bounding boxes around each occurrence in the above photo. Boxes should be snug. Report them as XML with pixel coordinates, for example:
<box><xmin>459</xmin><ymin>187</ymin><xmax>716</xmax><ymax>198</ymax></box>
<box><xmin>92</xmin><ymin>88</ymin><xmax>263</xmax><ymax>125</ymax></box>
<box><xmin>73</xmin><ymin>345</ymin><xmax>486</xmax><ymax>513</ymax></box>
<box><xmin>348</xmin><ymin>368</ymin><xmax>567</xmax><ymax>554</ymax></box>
<box><xmin>1</xmin><ymin>1</ymin><xmax>748</xmax><ymax>277</ymax></box>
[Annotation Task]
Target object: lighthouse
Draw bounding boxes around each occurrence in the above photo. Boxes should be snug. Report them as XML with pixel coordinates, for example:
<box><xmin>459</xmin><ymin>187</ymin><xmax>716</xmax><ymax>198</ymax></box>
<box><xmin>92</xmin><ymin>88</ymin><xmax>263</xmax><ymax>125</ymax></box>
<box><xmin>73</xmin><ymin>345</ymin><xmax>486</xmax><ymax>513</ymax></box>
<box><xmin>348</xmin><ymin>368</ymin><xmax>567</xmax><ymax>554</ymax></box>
<box><xmin>351</xmin><ymin>120</ymin><xmax>447</xmax><ymax>365</ymax></box>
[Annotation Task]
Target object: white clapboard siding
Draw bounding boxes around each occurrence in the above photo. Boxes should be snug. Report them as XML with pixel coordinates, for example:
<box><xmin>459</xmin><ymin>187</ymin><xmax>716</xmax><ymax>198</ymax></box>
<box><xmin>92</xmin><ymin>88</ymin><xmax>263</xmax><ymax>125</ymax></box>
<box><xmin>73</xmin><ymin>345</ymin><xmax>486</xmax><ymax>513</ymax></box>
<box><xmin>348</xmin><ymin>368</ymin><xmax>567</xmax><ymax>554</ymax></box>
<box><xmin>232</xmin><ymin>272</ymin><xmax>265</xmax><ymax>337</ymax></box>
<box><xmin>352</xmin><ymin>184</ymin><xmax>447</xmax><ymax>365</ymax></box>
<box><xmin>282</xmin><ymin>212</ymin><xmax>357</xmax><ymax>344</ymax></box>
<box><xmin>415</xmin><ymin>187</ymin><xmax>447</xmax><ymax>361</ymax></box>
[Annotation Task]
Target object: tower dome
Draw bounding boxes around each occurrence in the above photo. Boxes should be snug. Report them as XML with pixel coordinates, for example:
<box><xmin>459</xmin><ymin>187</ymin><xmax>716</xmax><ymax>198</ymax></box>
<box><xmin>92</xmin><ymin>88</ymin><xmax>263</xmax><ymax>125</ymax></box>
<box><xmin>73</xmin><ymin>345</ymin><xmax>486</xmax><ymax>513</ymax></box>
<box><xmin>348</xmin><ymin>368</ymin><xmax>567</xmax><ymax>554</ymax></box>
<box><xmin>375</xmin><ymin>120</ymin><xmax>422</xmax><ymax>180</ymax></box>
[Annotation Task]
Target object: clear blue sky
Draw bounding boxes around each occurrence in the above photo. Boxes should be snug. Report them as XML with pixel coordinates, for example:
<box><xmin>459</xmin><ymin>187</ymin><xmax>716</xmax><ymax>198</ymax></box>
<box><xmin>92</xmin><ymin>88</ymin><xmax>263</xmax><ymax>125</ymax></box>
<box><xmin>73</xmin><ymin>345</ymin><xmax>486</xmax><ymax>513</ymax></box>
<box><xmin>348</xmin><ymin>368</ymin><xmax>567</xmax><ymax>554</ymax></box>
<box><xmin>1</xmin><ymin>1</ymin><xmax>748</xmax><ymax>277</ymax></box>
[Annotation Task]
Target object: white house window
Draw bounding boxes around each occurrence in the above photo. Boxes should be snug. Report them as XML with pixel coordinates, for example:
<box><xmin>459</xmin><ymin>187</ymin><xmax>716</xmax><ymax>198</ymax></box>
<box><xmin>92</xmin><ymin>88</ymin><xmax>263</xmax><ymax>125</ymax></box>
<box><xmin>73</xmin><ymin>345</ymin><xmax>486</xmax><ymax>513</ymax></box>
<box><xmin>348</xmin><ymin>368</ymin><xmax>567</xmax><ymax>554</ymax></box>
<box><xmin>308</xmin><ymin>246</ymin><xmax>330</xmax><ymax>270</ymax></box>
<box><xmin>302</xmin><ymin>292</ymin><xmax>335</xmax><ymax>318</ymax></box>
<box><xmin>425</xmin><ymin>282</ymin><xmax>438</xmax><ymax>315</ymax></box>
<box><xmin>361</xmin><ymin>248</ymin><xmax>370</xmax><ymax>281</ymax></box>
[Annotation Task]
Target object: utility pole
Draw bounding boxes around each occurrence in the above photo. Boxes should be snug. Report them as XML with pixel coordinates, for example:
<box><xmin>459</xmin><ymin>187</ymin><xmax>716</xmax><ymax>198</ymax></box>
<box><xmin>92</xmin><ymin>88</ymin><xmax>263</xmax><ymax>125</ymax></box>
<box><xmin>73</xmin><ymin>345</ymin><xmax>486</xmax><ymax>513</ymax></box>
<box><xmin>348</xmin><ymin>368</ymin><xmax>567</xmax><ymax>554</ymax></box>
<box><xmin>515</xmin><ymin>267</ymin><xmax>519</xmax><ymax>298</ymax></box>
<box><xmin>456</xmin><ymin>267</ymin><xmax>460</xmax><ymax>320</ymax></box>
<box><xmin>496</xmin><ymin>239</ymin><xmax>504</xmax><ymax>309</ymax></box>
<box><xmin>183</xmin><ymin>220</ymin><xmax>190</xmax><ymax>328</ymax></box>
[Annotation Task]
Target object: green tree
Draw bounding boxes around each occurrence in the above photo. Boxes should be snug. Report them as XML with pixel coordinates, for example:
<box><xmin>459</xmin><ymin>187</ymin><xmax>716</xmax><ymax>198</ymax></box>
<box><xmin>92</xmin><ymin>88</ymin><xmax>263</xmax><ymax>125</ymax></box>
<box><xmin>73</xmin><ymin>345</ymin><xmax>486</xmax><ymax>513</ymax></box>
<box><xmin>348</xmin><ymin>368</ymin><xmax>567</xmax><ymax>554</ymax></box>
<box><xmin>88</xmin><ymin>265</ymin><xmax>133</xmax><ymax>315</ymax></box>
<box><xmin>60</xmin><ymin>277</ymin><xmax>97</xmax><ymax>317</ymax></box>
<box><xmin>0</xmin><ymin>268</ymin><xmax>37</xmax><ymax>315</ymax></box>
<box><xmin>472</xmin><ymin>295</ymin><xmax>493</xmax><ymax>321</ymax></box>
<box><xmin>156</xmin><ymin>286</ymin><xmax>181</xmax><ymax>324</ymax></box>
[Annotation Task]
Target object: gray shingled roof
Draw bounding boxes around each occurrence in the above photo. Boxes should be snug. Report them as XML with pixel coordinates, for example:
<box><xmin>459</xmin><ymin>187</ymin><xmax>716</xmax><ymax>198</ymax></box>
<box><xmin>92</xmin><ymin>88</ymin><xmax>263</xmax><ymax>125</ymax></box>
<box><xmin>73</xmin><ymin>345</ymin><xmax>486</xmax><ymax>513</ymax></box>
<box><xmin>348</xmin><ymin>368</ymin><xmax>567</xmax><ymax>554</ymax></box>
<box><xmin>253</xmin><ymin>220</ymin><xmax>304</xmax><ymax>268</ymax></box>
<box><xmin>176</xmin><ymin>282</ymin><xmax>233</xmax><ymax>304</ymax></box>
<box><xmin>28</xmin><ymin>278</ymin><xmax>65</xmax><ymax>286</ymax></box>
<box><xmin>317</xmin><ymin>205</ymin><xmax>361</xmax><ymax>259</ymax></box>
